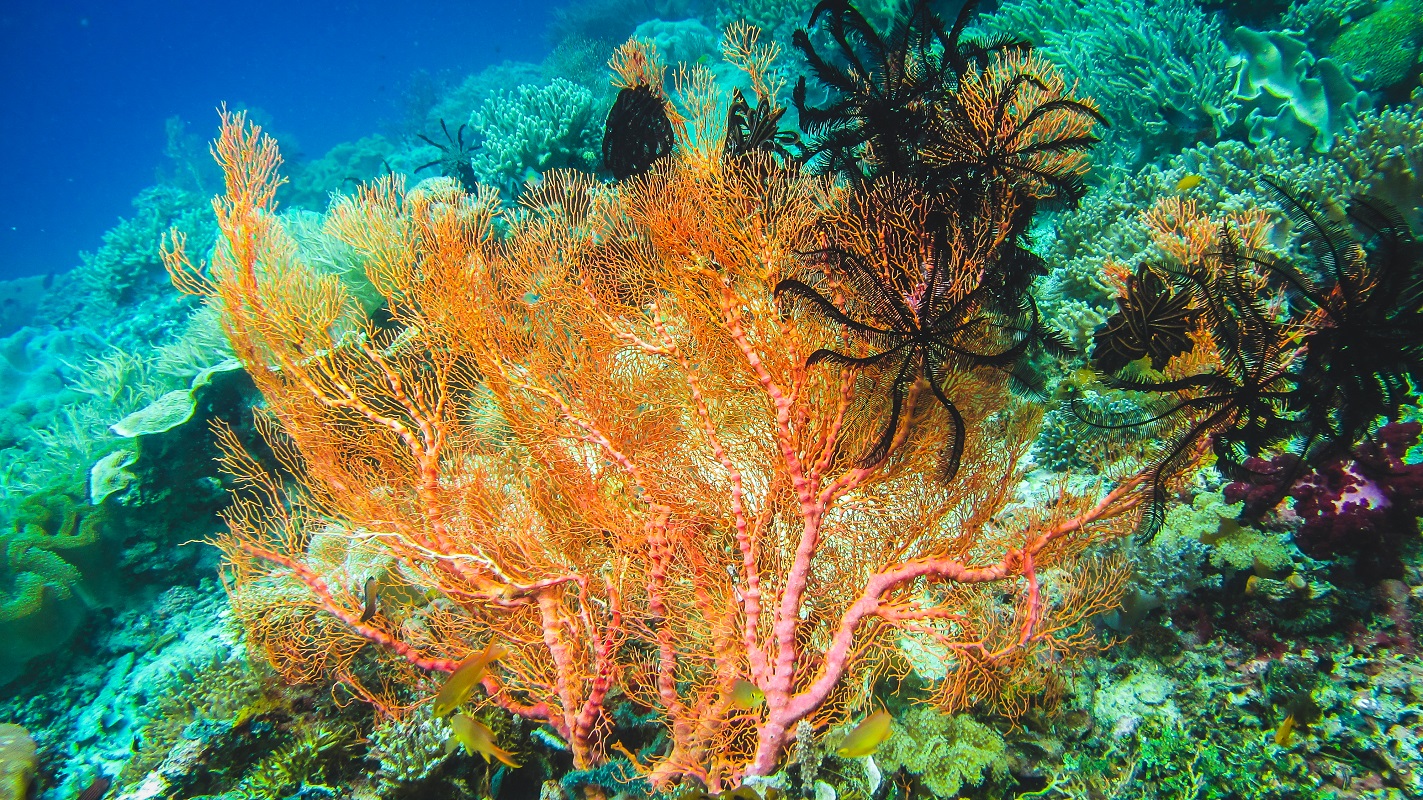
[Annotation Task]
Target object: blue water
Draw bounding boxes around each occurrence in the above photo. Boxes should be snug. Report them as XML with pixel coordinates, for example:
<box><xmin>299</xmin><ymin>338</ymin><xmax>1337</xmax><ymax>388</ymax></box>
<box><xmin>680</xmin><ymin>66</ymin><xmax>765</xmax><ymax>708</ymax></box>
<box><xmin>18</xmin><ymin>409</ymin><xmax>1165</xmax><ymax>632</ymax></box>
<box><xmin>0</xmin><ymin>0</ymin><xmax>558</xmax><ymax>280</ymax></box>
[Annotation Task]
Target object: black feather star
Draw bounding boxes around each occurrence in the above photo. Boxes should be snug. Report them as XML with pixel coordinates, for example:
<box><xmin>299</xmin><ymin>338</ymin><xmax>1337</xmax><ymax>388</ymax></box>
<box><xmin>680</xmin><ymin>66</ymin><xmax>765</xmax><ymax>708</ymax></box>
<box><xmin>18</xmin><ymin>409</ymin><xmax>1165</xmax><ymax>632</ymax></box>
<box><xmin>724</xmin><ymin>88</ymin><xmax>801</xmax><ymax>161</ymax></box>
<box><xmin>603</xmin><ymin>83</ymin><xmax>674</xmax><ymax>181</ymax></box>
<box><xmin>776</xmin><ymin>190</ymin><xmax>1037</xmax><ymax>479</ymax></box>
<box><xmin>1256</xmin><ymin>179</ymin><xmax>1423</xmax><ymax>459</ymax></box>
<box><xmin>416</xmin><ymin>120</ymin><xmax>480</xmax><ymax>192</ymax></box>
<box><xmin>792</xmin><ymin>0</ymin><xmax>972</xmax><ymax>183</ymax></box>
<box><xmin>1092</xmin><ymin>263</ymin><xmax>1200</xmax><ymax>376</ymax></box>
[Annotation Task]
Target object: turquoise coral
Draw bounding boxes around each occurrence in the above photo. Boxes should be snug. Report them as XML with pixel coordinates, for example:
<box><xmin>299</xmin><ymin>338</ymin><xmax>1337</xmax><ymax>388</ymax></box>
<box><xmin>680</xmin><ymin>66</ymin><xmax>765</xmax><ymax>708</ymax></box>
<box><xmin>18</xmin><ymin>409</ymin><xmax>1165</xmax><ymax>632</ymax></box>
<box><xmin>467</xmin><ymin>78</ymin><xmax>601</xmax><ymax>195</ymax></box>
<box><xmin>1228</xmin><ymin>27</ymin><xmax>1371</xmax><ymax>152</ymax></box>
<box><xmin>1328</xmin><ymin>0</ymin><xmax>1423</xmax><ymax>89</ymax></box>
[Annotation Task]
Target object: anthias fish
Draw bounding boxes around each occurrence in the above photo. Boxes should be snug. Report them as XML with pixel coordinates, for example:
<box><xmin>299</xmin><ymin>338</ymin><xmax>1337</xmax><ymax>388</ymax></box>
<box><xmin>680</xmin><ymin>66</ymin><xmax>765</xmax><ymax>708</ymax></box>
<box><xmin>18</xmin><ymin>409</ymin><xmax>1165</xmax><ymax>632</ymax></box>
<box><xmin>835</xmin><ymin>709</ymin><xmax>893</xmax><ymax>757</ymax></box>
<box><xmin>450</xmin><ymin>713</ymin><xmax>520</xmax><ymax>768</ymax></box>
<box><xmin>432</xmin><ymin>641</ymin><xmax>507</xmax><ymax>717</ymax></box>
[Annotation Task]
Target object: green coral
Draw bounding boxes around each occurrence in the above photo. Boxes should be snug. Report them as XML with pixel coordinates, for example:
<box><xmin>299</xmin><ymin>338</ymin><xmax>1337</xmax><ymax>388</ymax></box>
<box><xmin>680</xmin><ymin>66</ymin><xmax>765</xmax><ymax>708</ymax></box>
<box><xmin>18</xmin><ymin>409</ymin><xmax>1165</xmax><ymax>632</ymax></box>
<box><xmin>976</xmin><ymin>0</ymin><xmax>1238</xmax><ymax>167</ymax></box>
<box><xmin>1207</xmin><ymin>525</ymin><xmax>1295</xmax><ymax>575</ymax></box>
<box><xmin>1228</xmin><ymin>27</ymin><xmax>1372</xmax><ymax>153</ymax></box>
<box><xmin>1129</xmin><ymin>719</ymin><xmax>1324</xmax><ymax>799</ymax></box>
<box><xmin>0</xmin><ymin>489</ymin><xmax>103</xmax><ymax>621</ymax></box>
<box><xmin>874</xmin><ymin>706</ymin><xmax>1008</xmax><ymax>798</ymax></box>
<box><xmin>1158</xmin><ymin>492</ymin><xmax>1241</xmax><ymax>548</ymax></box>
<box><xmin>467</xmin><ymin>78</ymin><xmax>601</xmax><ymax>196</ymax></box>
<box><xmin>1329</xmin><ymin>0</ymin><xmax>1423</xmax><ymax>89</ymax></box>
<box><xmin>368</xmin><ymin>705</ymin><xmax>455</xmax><ymax>789</ymax></box>
<box><xmin>235</xmin><ymin>721</ymin><xmax>357</xmax><ymax>800</ymax></box>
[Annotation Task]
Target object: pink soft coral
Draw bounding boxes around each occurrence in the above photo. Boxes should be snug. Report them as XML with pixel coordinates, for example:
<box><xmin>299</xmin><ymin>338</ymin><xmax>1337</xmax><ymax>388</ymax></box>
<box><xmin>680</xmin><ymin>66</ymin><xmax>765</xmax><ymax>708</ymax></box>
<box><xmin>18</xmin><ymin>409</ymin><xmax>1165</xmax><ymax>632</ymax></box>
<box><xmin>1225</xmin><ymin>422</ymin><xmax>1423</xmax><ymax>578</ymax></box>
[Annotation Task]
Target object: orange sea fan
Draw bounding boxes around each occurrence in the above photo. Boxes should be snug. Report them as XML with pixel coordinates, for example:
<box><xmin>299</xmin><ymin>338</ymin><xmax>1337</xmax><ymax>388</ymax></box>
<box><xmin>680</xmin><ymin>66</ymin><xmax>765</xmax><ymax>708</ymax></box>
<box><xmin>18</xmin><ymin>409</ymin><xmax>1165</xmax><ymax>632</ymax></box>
<box><xmin>168</xmin><ymin>106</ymin><xmax>1153</xmax><ymax>792</ymax></box>
<box><xmin>924</xmin><ymin>48</ymin><xmax>1106</xmax><ymax>206</ymax></box>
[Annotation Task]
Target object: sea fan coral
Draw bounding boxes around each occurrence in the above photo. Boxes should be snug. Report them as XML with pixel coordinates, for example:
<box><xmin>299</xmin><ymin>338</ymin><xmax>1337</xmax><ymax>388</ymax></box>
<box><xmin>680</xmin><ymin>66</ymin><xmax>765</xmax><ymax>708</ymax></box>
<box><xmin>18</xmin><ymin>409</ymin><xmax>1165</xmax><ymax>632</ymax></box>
<box><xmin>164</xmin><ymin>105</ymin><xmax>1151</xmax><ymax>791</ymax></box>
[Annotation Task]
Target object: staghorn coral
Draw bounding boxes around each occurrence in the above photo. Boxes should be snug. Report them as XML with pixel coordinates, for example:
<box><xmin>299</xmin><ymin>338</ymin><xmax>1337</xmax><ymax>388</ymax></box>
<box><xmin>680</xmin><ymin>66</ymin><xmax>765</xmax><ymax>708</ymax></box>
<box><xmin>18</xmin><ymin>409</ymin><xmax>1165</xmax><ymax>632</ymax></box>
<box><xmin>1332</xmin><ymin>101</ymin><xmax>1423</xmax><ymax>228</ymax></box>
<box><xmin>466</xmin><ymin>78</ymin><xmax>602</xmax><ymax>196</ymax></box>
<box><xmin>975</xmin><ymin>0</ymin><xmax>1238</xmax><ymax>167</ymax></box>
<box><xmin>367</xmin><ymin>706</ymin><xmax>454</xmax><ymax>789</ymax></box>
<box><xmin>164</xmin><ymin>100</ymin><xmax>1153</xmax><ymax>791</ymax></box>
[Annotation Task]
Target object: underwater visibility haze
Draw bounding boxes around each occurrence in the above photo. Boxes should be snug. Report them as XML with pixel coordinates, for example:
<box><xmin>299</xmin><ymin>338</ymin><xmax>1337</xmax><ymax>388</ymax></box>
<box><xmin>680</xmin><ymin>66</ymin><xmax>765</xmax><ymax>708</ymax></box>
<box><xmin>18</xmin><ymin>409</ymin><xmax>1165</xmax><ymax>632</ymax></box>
<box><xmin>1</xmin><ymin>0</ymin><xmax>1422</xmax><ymax>798</ymax></box>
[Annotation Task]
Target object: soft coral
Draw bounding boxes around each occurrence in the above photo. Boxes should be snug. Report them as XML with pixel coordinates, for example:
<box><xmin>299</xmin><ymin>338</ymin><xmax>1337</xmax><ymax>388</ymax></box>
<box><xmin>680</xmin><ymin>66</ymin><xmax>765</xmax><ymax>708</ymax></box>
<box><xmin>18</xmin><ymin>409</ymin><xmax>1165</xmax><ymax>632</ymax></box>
<box><xmin>1225</xmin><ymin>421</ymin><xmax>1423</xmax><ymax>579</ymax></box>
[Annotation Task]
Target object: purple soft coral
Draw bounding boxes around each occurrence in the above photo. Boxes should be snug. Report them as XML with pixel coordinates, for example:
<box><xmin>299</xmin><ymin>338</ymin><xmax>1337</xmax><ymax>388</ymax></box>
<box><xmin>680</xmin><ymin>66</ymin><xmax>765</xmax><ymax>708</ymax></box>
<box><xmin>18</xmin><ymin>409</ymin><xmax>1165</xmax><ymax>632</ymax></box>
<box><xmin>1225</xmin><ymin>422</ymin><xmax>1423</xmax><ymax>578</ymax></box>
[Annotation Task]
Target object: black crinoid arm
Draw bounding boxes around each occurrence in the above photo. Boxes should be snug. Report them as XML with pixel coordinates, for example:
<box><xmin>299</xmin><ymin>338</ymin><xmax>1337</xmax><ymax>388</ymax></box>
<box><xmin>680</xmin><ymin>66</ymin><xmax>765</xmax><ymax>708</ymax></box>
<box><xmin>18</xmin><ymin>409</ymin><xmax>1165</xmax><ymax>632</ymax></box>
<box><xmin>603</xmin><ymin>83</ymin><xmax>674</xmax><ymax>182</ymax></box>
<box><xmin>415</xmin><ymin>119</ymin><xmax>481</xmax><ymax>193</ymax></box>
<box><xmin>791</xmin><ymin>0</ymin><xmax>1011</xmax><ymax>186</ymax></box>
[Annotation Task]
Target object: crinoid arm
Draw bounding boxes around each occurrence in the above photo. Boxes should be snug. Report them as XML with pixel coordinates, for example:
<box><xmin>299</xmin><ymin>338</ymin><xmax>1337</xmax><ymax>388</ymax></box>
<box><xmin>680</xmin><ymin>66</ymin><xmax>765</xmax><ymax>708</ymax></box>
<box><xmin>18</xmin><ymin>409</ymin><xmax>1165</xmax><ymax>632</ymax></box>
<box><xmin>773</xmin><ymin>278</ymin><xmax>899</xmax><ymax>339</ymax></box>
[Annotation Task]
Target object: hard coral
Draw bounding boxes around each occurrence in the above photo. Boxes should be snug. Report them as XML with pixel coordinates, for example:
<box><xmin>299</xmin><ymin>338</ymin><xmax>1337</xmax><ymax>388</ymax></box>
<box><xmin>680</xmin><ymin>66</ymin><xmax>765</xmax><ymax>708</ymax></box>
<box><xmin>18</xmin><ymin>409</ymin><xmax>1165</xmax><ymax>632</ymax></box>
<box><xmin>1329</xmin><ymin>0</ymin><xmax>1423</xmax><ymax>90</ymax></box>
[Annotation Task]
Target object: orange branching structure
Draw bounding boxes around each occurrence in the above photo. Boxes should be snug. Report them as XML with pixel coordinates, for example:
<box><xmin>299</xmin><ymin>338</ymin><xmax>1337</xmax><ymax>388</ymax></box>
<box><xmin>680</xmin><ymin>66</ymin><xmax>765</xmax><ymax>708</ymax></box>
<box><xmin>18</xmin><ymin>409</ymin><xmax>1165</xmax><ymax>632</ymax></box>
<box><xmin>925</xmin><ymin>49</ymin><xmax>1104</xmax><ymax>204</ymax></box>
<box><xmin>167</xmin><ymin>85</ymin><xmax>1146</xmax><ymax>789</ymax></box>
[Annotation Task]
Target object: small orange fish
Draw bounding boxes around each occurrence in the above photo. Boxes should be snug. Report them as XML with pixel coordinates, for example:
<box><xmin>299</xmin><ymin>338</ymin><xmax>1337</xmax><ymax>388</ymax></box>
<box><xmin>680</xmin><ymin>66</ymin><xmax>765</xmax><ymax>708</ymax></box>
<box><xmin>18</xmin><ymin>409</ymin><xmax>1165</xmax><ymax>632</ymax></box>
<box><xmin>432</xmin><ymin>641</ymin><xmax>507</xmax><ymax>717</ymax></box>
<box><xmin>1274</xmin><ymin>712</ymin><xmax>1296</xmax><ymax>745</ymax></box>
<box><xmin>1175</xmin><ymin>174</ymin><xmax>1203</xmax><ymax>191</ymax></box>
<box><xmin>835</xmin><ymin>709</ymin><xmax>893</xmax><ymax>758</ymax></box>
<box><xmin>450</xmin><ymin>713</ymin><xmax>520</xmax><ymax>768</ymax></box>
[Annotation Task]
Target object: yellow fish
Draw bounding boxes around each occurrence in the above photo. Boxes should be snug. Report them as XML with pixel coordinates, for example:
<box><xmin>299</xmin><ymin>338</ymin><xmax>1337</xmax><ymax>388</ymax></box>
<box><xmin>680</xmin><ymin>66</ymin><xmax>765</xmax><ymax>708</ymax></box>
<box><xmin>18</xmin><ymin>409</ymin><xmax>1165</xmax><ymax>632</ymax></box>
<box><xmin>835</xmin><ymin>709</ymin><xmax>893</xmax><ymax>758</ymax></box>
<box><xmin>450</xmin><ymin>713</ymin><xmax>520</xmax><ymax>768</ymax></box>
<box><xmin>358</xmin><ymin>577</ymin><xmax>379</xmax><ymax>623</ymax></box>
<box><xmin>730</xmin><ymin>678</ymin><xmax>765</xmax><ymax>709</ymax></box>
<box><xmin>1274</xmin><ymin>712</ymin><xmax>1296</xmax><ymax>745</ymax></box>
<box><xmin>432</xmin><ymin>641</ymin><xmax>507</xmax><ymax>717</ymax></box>
<box><xmin>1175</xmin><ymin>174</ymin><xmax>1203</xmax><ymax>191</ymax></box>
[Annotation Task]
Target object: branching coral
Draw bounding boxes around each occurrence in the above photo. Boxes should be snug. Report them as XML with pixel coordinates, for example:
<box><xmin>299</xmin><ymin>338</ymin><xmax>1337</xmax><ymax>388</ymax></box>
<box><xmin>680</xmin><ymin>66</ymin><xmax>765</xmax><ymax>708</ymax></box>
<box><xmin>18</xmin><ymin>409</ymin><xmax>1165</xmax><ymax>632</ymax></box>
<box><xmin>164</xmin><ymin>93</ymin><xmax>1151</xmax><ymax>790</ymax></box>
<box><xmin>467</xmin><ymin>78</ymin><xmax>602</xmax><ymax>196</ymax></box>
<box><xmin>974</xmin><ymin>0</ymin><xmax>1238</xmax><ymax>166</ymax></box>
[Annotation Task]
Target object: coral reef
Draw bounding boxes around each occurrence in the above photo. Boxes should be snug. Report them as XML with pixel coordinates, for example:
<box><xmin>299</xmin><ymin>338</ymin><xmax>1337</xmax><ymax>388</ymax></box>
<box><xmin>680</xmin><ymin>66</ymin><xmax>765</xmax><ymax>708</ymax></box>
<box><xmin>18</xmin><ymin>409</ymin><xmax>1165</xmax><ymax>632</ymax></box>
<box><xmin>38</xmin><ymin>185</ymin><xmax>214</xmax><ymax>350</ymax></box>
<box><xmin>976</xmin><ymin>0</ymin><xmax>1239</xmax><ymax>166</ymax></box>
<box><xmin>3</xmin><ymin>3</ymin><xmax>1422</xmax><ymax>799</ymax></box>
<box><xmin>1328</xmin><ymin>0</ymin><xmax>1423</xmax><ymax>89</ymax></box>
<box><xmin>164</xmin><ymin>98</ymin><xmax>1151</xmax><ymax>789</ymax></box>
